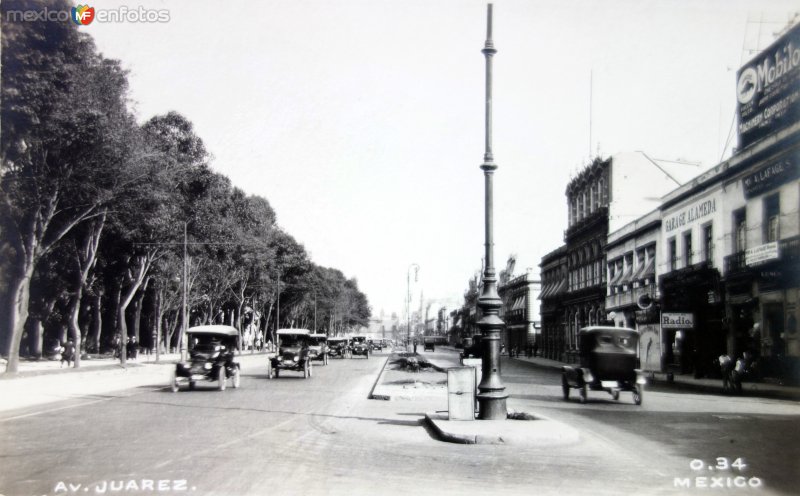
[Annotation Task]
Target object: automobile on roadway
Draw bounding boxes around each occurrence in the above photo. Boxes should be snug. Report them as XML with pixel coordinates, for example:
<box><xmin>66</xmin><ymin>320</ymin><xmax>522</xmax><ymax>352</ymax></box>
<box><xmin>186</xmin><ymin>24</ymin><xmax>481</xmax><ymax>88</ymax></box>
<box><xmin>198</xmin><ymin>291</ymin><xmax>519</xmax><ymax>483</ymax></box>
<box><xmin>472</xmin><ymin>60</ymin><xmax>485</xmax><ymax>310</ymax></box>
<box><xmin>268</xmin><ymin>329</ymin><xmax>313</xmax><ymax>379</ymax></box>
<box><xmin>171</xmin><ymin>325</ymin><xmax>241</xmax><ymax>392</ymax></box>
<box><xmin>561</xmin><ymin>326</ymin><xmax>645</xmax><ymax>405</ymax></box>
<box><xmin>327</xmin><ymin>337</ymin><xmax>350</xmax><ymax>359</ymax></box>
<box><xmin>350</xmin><ymin>335</ymin><xmax>370</xmax><ymax>359</ymax></box>
<box><xmin>308</xmin><ymin>333</ymin><xmax>329</xmax><ymax>365</ymax></box>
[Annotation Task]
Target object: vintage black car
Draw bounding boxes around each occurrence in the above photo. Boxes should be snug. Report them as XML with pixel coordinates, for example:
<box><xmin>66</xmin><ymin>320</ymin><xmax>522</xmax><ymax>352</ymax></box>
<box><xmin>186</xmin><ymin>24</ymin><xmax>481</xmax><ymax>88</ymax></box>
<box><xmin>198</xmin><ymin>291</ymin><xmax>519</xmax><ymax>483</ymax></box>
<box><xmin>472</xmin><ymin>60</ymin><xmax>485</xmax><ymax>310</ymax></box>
<box><xmin>423</xmin><ymin>337</ymin><xmax>435</xmax><ymax>352</ymax></box>
<box><xmin>561</xmin><ymin>326</ymin><xmax>645</xmax><ymax>405</ymax></box>
<box><xmin>327</xmin><ymin>337</ymin><xmax>350</xmax><ymax>358</ymax></box>
<box><xmin>308</xmin><ymin>333</ymin><xmax>329</xmax><ymax>365</ymax></box>
<box><xmin>171</xmin><ymin>325</ymin><xmax>240</xmax><ymax>392</ymax></box>
<box><xmin>268</xmin><ymin>329</ymin><xmax>313</xmax><ymax>379</ymax></box>
<box><xmin>370</xmin><ymin>339</ymin><xmax>383</xmax><ymax>351</ymax></box>
<box><xmin>460</xmin><ymin>334</ymin><xmax>483</xmax><ymax>361</ymax></box>
<box><xmin>350</xmin><ymin>335</ymin><xmax>370</xmax><ymax>358</ymax></box>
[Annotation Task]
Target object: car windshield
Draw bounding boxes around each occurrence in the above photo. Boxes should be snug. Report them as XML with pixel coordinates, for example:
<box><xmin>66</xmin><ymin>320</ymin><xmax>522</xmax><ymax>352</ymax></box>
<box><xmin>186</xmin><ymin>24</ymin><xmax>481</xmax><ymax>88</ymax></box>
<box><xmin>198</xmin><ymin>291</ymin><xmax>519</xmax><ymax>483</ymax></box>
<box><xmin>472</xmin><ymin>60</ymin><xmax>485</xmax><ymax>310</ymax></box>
<box><xmin>280</xmin><ymin>335</ymin><xmax>305</xmax><ymax>347</ymax></box>
<box><xmin>352</xmin><ymin>337</ymin><xmax>365</xmax><ymax>343</ymax></box>
<box><xmin>309</xmin><ymin>337</ymin><xmax>325</xmax><ymax>345</ymax></box>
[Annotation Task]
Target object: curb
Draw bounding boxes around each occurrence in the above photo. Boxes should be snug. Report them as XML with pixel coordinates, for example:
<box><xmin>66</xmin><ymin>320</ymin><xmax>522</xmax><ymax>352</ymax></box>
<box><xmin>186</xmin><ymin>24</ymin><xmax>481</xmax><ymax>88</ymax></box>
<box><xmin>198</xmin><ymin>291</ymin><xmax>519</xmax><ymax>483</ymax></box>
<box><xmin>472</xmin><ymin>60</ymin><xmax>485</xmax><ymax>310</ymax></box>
<box><xmin>424</xmin><ymin>410</ymin><xmax>581</xmax><ymax>446</ymax></box>
<box><xmin>368</xmin><ymin>356</ymin><xmax>391</xmax><ymax>400</ymax></box>
<box><xmin>0</xmin><ymin>362</ymin><xmax>148</xmax><ymax>379</ymax></box>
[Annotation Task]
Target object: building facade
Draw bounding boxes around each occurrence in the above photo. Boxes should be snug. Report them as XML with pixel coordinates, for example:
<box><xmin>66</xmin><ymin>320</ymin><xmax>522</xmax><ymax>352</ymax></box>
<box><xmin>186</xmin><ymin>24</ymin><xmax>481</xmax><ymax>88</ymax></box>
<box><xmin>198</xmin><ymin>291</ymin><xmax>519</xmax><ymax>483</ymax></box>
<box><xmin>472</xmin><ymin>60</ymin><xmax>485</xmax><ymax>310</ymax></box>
<box><xmin>539</xmin><ymin>246</ymin><xmax>568</xmax><ymax>360</ymax></box>
<box><xmin>499</xmin><ymin>271</ymin><xmax>541</xmax><ymax>354</ymax></box>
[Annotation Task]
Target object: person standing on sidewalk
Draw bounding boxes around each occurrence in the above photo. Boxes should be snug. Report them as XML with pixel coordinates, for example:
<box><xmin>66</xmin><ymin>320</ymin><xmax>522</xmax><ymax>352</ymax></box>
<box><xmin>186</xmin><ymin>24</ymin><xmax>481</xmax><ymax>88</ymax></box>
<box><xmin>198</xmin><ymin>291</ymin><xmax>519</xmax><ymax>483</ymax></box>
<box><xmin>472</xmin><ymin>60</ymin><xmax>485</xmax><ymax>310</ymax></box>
<box><xmin>60</xmin><ymin>339</ymin><xmax>75</xmax><ymax>368</ymax></box>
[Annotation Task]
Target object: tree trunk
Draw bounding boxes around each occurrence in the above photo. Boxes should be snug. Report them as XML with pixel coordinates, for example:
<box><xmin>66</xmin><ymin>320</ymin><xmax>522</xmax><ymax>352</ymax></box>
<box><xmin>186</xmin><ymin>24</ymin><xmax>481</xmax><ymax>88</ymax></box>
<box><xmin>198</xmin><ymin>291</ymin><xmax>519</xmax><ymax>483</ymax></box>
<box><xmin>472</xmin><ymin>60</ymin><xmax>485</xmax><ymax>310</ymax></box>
<box><xmin>5</xmin><ymin>260</ymin><xmax>35</xmax><ymax>374</ymax></box>
<box><xmin>67</xmin><ymin>289</ymin><xmax>83</xmax><ymax>368</ymax></box>
<box><xmin>91</xmin><ymin>290</ymin><xmax>103</xmax><ymax>353</ymax></box>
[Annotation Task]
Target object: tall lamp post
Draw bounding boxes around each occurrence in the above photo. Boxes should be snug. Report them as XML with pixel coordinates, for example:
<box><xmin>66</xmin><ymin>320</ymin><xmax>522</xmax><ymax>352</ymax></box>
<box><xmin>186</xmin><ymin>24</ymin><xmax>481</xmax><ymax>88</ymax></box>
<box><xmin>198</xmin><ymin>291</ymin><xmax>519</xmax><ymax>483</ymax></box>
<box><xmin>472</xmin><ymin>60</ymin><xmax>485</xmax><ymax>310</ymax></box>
<box><xmin>407</xmin><ymin>263</ymin><xmax>419</xmax><ymax>349</ymax></box>
<box><xmin>475</xmin><ymin>3</ymin><xmax>507</xmax><ymax>420</ymax></box>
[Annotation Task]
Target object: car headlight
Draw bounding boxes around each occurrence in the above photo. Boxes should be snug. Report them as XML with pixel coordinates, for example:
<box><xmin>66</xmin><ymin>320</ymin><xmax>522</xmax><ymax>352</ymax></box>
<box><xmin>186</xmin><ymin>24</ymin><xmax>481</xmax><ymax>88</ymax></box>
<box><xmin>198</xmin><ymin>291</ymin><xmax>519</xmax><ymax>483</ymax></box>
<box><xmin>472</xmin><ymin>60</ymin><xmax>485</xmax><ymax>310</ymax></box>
<box><xmin>293</xmin><ymin>356</ymin><xmax>299</xmax><ymax>362</ymax></box>
<box><xmin>204</xmin><ymin>363</ymin><xmax>212</xmax><ymax>370</ymax></box>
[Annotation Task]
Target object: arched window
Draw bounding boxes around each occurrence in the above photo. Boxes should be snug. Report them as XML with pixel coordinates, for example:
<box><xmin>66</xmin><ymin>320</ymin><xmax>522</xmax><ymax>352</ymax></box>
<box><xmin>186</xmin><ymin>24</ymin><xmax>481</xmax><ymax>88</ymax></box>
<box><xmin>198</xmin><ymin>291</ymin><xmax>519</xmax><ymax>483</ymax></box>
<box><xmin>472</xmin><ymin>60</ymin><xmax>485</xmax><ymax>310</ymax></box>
<box><xmin>590</xmin><ymin>183</ymin><xmax>598</xmax><ymax>212</ymax></box>
<box><xmin>598</xmin><ymin>177</ymin><xmax>607</xmax><ymax>205</ymax></box>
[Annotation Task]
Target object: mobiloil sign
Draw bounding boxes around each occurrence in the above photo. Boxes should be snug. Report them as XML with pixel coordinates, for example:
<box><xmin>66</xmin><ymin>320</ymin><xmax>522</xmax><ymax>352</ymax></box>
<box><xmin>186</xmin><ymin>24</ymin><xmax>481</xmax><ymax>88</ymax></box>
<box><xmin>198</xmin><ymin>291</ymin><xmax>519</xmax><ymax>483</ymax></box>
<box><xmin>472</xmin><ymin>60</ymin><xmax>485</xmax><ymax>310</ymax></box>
<box><xmin>736</xmin><ymin>22</ymin><xmax>800</xmax><ymax>149</ymax></box>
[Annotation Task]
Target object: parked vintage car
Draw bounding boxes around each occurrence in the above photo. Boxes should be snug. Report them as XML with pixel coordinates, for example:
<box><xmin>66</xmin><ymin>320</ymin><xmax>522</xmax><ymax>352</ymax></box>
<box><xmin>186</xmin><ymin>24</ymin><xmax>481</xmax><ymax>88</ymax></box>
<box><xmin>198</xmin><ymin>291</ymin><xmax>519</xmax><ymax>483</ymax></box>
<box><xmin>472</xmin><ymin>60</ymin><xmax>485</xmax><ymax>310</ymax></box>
<box><xmin>561</xmin><ymin>326</ymin><xmax>645</xmax><ymax>405</ymax></box>
<box><xmin>350</xmin><ymin>335</ymin><xmax>370</xmax><ymax>358</ymax></box>
<box><xmin>171</xmin><ymin>325</ymin><xmax>240</xmax><ymax>392</ymax></box>
<box><xmin>327</xmin><ymin>337</ymin><xmax>350</xmax><ymax>358</ymax></box>
<box><xmin>308</xmin><ymin>333</ymin><xmax>329</xmax><ymax>365</ymax></box>
<box><xmin>423</xmin><ymin>336</ymin><xmax>435</xmax><ymax>352</ymax></box>
<box><xmin>268</xmin><ymin>329</ymin><xmax>313</xmax><ymax>379</ymax></box>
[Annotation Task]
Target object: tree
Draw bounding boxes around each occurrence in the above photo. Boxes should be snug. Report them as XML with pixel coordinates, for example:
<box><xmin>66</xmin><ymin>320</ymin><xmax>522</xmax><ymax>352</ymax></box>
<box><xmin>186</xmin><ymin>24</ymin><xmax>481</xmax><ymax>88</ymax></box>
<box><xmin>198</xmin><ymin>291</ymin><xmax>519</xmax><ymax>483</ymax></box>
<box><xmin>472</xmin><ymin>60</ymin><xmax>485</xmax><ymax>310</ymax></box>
<box><xmin>1</xmin><ymin>0</ymin><xmax>139</xmax><ymax>372</ymax></box>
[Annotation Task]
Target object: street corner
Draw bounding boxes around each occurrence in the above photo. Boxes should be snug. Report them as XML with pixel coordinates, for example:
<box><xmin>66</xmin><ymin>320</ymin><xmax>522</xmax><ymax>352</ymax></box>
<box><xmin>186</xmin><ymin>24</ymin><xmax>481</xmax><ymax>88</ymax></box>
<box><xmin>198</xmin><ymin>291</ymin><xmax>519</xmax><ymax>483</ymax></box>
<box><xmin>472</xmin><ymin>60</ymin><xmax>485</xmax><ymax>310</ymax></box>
<box><xmin>424</xmin><ymin>410</ymin><xmax>580</xmax><ymax>447</ymax></box>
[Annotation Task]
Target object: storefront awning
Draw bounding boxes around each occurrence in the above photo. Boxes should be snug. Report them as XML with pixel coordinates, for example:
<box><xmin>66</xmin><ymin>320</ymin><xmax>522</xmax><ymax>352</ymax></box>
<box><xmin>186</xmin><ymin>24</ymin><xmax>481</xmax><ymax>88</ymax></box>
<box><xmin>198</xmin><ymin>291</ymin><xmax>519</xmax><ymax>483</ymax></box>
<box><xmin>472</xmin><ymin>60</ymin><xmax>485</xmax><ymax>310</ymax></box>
<box><xmin>551</xmin><ymin>279</ymin><xmax>567</xmax><ymax>296</ymax></box>
<box><xmin>617</xmin><ymin>265</ymin><xmax>634</xmax><ymax>286</ymax></box>
<box><xmin>632</xmin><ymin>258</ymin><xmax>655</xmax><ymax>282</ymax></box>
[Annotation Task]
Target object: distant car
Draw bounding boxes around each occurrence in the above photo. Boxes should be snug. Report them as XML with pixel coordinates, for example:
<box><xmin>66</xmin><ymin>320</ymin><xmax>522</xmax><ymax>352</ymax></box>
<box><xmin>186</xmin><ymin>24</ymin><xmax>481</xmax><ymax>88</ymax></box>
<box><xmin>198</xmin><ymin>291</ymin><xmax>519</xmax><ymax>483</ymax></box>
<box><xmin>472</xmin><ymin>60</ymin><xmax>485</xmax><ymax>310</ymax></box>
<box><xmin>423</xmin><ymin>337</ymin><xmax>435</xmax><ymax>352</ymax></box>
<box><xmin>327</xmin><ymin>337</ymin><xmax>350</xmax><ymax>358</ymax></box>
<box><xmin>460</xmin><ymin>334</ymin><xmax>483</xmax><ymax>361</ymax></box>
<box><xmin>308</xmin><ymin>333</ymin><xmax>329</xmax><ymax>365</ymax></box>
<box><xmin>350</xmin><ymin>336</ymin><xmax>370</xmax><ymax>359</ymax></box>
<box><xmin>268</xmin><ymin>329</ymin><xmax>313</xmax><ymax>379</ymax></box>
<box><xmin>371</xmin><ymin>340</ymin><xmax>383</xmax><ymax>351</ymax></box>
<box><xmin>171</xmin><ymin>325</ymin><xmax>240</xmax><ymax>392</ymax></box>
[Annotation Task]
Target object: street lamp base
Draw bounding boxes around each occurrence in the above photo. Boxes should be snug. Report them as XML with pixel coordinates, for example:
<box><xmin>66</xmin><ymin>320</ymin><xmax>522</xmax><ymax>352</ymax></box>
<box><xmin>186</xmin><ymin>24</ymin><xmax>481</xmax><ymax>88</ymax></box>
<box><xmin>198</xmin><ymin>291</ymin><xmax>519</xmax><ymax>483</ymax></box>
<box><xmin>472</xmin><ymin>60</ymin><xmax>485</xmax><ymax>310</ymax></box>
<box><xmin>476</xmin><ymin>392</ymin><xmax>508</xmax><ymax>420</ymax></box>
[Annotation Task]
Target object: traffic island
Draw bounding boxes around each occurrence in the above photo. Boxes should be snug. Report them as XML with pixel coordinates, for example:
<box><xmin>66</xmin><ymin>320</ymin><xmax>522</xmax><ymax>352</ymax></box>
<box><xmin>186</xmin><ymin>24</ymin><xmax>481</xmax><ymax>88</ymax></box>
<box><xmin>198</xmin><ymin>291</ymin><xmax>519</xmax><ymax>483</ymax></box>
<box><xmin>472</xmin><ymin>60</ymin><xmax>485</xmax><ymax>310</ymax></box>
<box><xmin>370</xmin><ymin>352</ymin><xmax>447</xmax><ymax>401</ymax></box>
<box><xmin>424</xmin><ymin>409</ymin><xmax>580</xmax><ymax>446</ymax></box>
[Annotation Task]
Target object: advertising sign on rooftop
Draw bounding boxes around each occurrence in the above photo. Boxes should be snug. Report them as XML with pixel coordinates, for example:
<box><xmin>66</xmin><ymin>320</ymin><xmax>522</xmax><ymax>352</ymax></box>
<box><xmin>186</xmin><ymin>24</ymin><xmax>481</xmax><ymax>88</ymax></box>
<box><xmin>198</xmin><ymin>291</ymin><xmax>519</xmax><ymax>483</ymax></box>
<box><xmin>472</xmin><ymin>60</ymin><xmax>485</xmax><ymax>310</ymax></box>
<box><xmin>736</xmin><ymin>22</ymin><xmax>800</xmax><ymax>150</ymax></box>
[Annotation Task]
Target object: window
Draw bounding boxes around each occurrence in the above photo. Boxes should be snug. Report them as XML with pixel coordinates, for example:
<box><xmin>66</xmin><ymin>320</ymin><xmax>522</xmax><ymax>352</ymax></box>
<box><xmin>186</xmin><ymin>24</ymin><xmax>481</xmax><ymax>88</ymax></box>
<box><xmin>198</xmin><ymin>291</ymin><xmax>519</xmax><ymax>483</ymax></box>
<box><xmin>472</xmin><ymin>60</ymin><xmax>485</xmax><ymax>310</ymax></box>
<box><xmin>668</xmin><ymin>237</ymin><xmax>677</xmax><ymax>271</ymax></box>
<box><xmin>591</xmin><ymin>183</ymin><xmax>598</xmax><ymax>212</ymax></box>
<box><xmin>764</xmin><ymin>194</ymin><xmax>780</xmax><ymax>242</ymax></box>
<box><xmin>704</xmin><ymin>224</ymin><xmax>714</xmax><ymax>265</ymax></box>
<box><xmin>683</xmin><ymin>231</ymin><xmax>693</xmax><ymax>266</ymax></box>
<box><xmin>733</xmin><ymin>208</ymin><xmax>747</xmax><ymax>252</ymax></box>
<box><xmin>570</xmin><ymin>198</ymin><xmax>577</xmax><ymax>226</ymax></box>
<box><xmin>578</xmin><ymin>194</ymin><xmax>584</xmax><ymax>221</ymax></box>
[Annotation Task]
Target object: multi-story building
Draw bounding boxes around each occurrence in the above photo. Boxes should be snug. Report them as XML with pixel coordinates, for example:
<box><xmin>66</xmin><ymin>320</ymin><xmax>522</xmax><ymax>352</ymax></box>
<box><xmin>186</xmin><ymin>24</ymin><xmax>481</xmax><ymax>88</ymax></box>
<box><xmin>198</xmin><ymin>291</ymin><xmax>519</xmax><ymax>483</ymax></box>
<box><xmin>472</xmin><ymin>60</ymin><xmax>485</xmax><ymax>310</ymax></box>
<box><xmin>605</xmin><ymin>209</ymin><xmax>662</xmax><ymax>369</ymax></box>
<box><xmin>539</xmin><ymin>246</ymin><xmax>568</xmax><ymax>360</ymax></box>
<box><xmin>543</xmin><ymin>153</ymin><xmax>695</xmax><ymax>363</ymax></box>
<box><xmin>498</xmin><ymin>270</ymin><xmax>541</xmax><ymax>354</ymax></box>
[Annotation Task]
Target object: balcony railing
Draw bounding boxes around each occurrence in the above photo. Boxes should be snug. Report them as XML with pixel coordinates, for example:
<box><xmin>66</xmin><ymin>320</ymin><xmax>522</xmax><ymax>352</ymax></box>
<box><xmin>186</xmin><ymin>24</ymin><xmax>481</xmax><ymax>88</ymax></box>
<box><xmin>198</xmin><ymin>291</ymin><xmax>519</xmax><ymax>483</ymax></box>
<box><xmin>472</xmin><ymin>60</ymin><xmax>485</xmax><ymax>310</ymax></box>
<box><xmin>605</xmin><ymin>284</ymin><xmax>655</xmax><ymax>310</ymax></box>
<box><xmin>724</xmin><ymin>235</ymin><xmax>800</xmax><ymax>276</ymax></box>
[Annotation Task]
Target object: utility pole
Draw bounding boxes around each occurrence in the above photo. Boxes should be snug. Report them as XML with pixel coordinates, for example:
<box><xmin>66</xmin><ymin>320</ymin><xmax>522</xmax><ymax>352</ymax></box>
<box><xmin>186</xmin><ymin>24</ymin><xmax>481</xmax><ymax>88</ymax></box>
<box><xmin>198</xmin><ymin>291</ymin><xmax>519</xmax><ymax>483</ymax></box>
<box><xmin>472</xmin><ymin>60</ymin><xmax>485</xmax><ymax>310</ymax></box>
<box><xmin>407</xmin><ymin>263</ymin><xmax>419</xmax><ymax>349</ymax></box>
<box><xmin>180</xmin><ymin>221</ymin><xmax>188</xmax><ymax>362</ymax></box>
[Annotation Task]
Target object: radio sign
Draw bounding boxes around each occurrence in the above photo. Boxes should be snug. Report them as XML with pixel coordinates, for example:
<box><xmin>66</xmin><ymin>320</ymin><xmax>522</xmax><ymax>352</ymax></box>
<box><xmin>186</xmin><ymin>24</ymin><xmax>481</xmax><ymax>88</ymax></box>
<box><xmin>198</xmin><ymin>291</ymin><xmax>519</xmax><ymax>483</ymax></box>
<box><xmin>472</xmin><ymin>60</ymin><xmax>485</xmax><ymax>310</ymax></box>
<box><xmin>662</xmin><ymin>312</ymin><xmax>694</xmax><ymax>329</ymax></box>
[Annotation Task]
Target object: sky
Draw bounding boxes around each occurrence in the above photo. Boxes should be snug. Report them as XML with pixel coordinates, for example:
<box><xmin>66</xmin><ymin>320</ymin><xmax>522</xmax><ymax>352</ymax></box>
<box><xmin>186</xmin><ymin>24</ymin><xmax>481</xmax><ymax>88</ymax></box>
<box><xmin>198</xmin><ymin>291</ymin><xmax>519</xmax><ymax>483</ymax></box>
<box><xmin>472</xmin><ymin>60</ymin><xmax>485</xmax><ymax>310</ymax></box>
<box><xmin>83</xmin><ymin>0</ymin><xmax>799</xmax><ymax>320</ymax></box>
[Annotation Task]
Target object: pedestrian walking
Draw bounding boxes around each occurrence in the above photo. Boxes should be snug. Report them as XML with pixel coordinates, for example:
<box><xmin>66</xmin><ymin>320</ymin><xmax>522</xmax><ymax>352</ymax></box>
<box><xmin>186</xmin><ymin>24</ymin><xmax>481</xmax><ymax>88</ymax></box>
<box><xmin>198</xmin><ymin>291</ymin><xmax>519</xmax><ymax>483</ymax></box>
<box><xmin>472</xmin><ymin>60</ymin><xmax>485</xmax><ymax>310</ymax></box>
<box><xmin>60</xmin><ymin>339</ymin><xmax>76</xmax><ymax>368</ymax></box>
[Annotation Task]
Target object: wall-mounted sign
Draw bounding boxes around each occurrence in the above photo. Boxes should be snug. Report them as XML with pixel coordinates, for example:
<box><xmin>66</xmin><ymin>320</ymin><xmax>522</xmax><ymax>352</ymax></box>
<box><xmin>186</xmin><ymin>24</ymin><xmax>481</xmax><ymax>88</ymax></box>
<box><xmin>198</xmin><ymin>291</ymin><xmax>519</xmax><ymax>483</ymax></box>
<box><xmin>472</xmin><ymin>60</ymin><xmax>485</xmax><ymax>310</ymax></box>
<box><xmin>662</xmin><ymin>312</ymin><xmax>694</xmax><ymax>329</ymax></box>
<box><xmin>743</xmin><ymin>152</ymin><xmax>800</xmax><ymax>199</ymax></box>
<box><xmin>663</xmin><ymin>196</ymin><xmax>718</xmax><ymax>234</ymax></box>
<box><xmin>746</xmin><ymin>242</ymin><xmax>780</xmax><ymax>266</ymax></box>
<box><xmin>736</xmin><ymin>22</ymin><xmax>800</xmax><ymax>149</ymax></box>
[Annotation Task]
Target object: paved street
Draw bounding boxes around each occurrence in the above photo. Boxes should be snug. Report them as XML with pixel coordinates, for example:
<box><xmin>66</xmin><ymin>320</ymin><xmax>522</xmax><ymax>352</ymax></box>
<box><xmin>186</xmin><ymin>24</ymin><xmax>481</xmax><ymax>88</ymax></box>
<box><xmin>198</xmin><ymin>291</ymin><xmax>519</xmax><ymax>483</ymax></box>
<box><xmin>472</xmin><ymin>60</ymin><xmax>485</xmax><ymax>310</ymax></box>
<box><xmin>1</xmin><ymin>348</ymin><xmax>799</xmax><ymax>496</ymax></box>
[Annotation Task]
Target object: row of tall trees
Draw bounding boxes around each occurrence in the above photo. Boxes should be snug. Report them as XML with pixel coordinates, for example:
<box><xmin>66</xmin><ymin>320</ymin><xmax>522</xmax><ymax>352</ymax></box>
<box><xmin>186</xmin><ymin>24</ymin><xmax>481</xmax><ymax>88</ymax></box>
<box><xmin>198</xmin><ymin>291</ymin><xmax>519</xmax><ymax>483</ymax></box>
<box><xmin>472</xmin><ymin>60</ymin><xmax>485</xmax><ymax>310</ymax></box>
<box><xmin>0</xmin><ymin>0</ymin><xmax>370</xmax><ymax>373</ymax></box>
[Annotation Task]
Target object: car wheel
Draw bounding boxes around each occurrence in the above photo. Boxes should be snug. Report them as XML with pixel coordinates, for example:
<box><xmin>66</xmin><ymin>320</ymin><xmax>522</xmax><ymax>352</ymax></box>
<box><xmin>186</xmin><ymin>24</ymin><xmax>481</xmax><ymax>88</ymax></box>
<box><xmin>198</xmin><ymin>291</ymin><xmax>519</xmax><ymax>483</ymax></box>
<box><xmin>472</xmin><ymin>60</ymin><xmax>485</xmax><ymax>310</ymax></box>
<box><xmin>171</xmin><ymin>374</ymin><xmax>179</xmax><ymax>393</ymax></box>
<box><xmin>633</xmin><ymin>384</ymin><xmax>643</xmax><ymax>405</ymax></box>
<box><xmin>612</xmin><ymin>390</ymin><xmax>620</xmax><ymax>401</ymax></box>
<box><xmin>218</xmin><ymin>367</ymin><xmax>227</xmax><ymax>391</ymax></box>
<box><xmin>561</xmin><ymin>374</ymin><xmax>569</xmax><ymax>401</ymax></box>
<box><xmin>579</xmin><ymin>384</ymin><xmax>587</xmax><ymax>404</ymax></box>
<box><xmin>232</xmin><ymin>367</ymin><xmax>240</xmax><ymax>388</ymax></box>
